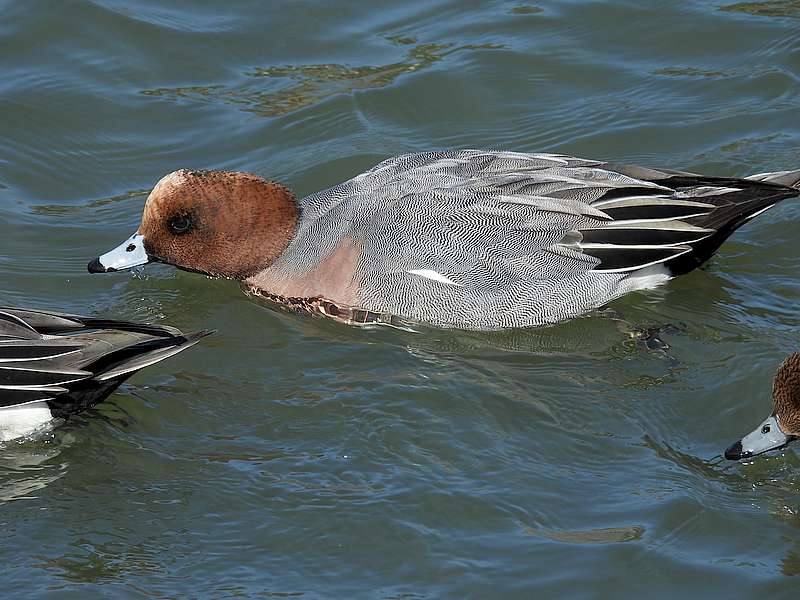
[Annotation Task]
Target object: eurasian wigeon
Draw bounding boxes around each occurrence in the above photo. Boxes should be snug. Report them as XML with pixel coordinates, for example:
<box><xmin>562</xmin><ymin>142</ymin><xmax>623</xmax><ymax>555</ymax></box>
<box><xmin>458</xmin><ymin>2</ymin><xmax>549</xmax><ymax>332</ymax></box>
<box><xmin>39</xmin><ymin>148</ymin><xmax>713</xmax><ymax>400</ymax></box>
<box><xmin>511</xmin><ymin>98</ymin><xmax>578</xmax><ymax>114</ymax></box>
<box><xmin>0</xmin><ymin>307</ymin><xmax>211</xmax><ymax>441</ymax></box>
<box><xmin>88</xmin><ymin>150</ymin><xmax>800</xmax><ymax>330</ymax></box>
<box><xmin>725</xmin><ymin>353</ymin><xmax>800</xmax><ymax>460</ymax></box>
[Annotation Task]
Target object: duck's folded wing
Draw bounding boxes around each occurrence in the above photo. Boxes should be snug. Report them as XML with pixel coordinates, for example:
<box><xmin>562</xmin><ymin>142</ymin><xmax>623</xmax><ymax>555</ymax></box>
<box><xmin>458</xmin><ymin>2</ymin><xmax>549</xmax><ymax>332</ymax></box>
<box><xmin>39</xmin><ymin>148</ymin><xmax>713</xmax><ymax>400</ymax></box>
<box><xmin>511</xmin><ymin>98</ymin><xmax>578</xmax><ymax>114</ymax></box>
<box><xmin>293</xmin><ymin>150</ymin><xmax>797</xmax><ymax>328</ymax></box>
<box><xmin>0</xmin><ymin>387</ymin><xmax>65</xmax><ymax>407</ymax></box>
<box><xmin>334</xmin><ymin>149</ymin><xmax>798</xmax><ymax>278</ymax></box>
<box><xmin>565</xmin><ymin>173</ymin><xmax>796</xmax><ymax>275</ymax></box>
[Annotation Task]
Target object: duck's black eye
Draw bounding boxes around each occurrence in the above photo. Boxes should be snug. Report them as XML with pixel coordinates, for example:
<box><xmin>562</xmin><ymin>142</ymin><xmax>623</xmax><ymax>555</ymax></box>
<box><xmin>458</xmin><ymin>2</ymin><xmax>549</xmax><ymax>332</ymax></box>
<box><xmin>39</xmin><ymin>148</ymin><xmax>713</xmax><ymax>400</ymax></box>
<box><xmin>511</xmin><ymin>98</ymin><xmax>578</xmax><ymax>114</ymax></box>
<box><xmin>168</xmin><ymin>213</ymin><xmax>193</xmax><ymax>235</ymax></box>
<box><xmin>762</xmin><ymin>424</ymin><xmax>771</xmax><ymax>434</ymax></box>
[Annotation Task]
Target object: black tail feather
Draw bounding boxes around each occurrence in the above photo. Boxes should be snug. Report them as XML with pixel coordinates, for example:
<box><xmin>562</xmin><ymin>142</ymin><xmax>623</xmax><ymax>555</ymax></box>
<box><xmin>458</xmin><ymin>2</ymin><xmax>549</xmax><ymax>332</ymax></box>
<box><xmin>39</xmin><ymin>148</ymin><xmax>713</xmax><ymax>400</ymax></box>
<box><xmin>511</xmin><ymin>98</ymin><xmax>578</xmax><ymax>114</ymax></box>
<box><xmin>668</xmin><ymin>179</ymin><xmax>796</xmax><ymax>275</ymax></box>
<box><xmin>576</xmin><ymin>175</ymin><xmax>797</xmax><ymax>275</ymax></box>
<box><xmin>0</xmin><ymin>307</ymin><xmax>213</xmax><ymax>420</ymax></box>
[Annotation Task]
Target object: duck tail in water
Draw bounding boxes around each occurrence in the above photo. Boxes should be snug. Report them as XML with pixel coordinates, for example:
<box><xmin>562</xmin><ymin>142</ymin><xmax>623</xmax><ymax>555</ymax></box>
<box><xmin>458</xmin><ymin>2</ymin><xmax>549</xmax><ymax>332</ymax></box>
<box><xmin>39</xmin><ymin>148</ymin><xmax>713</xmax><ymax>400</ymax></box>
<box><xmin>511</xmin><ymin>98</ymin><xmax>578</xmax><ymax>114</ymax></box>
<box><xmin>0</xmin><ymin>307</ymin><xmax>214</xmax><ymax>441</ymax></box>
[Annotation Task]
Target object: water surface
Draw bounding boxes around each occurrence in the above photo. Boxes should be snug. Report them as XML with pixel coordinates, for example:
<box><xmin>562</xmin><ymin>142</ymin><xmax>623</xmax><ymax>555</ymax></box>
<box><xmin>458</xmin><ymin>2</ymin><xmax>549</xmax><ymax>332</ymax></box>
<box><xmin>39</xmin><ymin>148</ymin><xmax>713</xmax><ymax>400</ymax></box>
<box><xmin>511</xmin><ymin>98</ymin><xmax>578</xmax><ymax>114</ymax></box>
<box><xmin>1</xmin><ymin>1</ymin><xmax>799</xmax><ymax>597</ymax></box>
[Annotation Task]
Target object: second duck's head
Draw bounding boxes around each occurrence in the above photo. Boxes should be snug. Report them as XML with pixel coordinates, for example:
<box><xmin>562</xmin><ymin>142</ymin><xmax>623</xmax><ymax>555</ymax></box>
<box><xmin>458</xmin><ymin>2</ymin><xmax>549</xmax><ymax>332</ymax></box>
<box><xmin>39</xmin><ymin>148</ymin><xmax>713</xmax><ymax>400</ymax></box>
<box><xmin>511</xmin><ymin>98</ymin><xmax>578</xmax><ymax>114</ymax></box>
<box><xmin>725</xmin><ymin>353</ymin><xmax>800</xmax><ymax>460</ymax></box>
<box><xmin>88</xmin><ymin>169</ymin><xmax>298</xmax><ymax>279</ymax></box>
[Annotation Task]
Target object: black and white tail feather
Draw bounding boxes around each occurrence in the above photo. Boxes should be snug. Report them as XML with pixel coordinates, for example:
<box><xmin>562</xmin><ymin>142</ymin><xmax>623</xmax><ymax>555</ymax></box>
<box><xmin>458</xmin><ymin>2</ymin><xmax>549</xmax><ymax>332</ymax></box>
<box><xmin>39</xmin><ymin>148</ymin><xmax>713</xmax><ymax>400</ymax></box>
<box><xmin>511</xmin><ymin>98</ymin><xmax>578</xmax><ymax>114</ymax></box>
<box><xmin>0</xmin><ymin>307</ymin><xmax>212</xmax><ymax>441</ymax></box>
<box><xmin>557</xmin><ymin>168</ymin><xmax>800</xmax><ymax>276</ymax></box>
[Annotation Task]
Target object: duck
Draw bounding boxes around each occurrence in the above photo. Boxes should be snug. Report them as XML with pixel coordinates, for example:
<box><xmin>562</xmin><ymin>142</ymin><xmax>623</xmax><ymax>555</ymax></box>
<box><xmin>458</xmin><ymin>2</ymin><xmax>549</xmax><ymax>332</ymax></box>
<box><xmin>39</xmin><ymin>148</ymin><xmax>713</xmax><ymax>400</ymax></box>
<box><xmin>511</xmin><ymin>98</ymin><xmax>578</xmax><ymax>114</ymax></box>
<box><xmin>0</xmin><ymin>306</ymin><xmax>212</xmax><ymax>442</ymax></box>
<box><xmin>87</xmin><ymin>150</ymin><xmax>800</xmax><ymax>330</ymax></box>
<box><xmin>725</xmin><ymin>353</ymin><xmax>800</xmax><ymax>460</ymax></box>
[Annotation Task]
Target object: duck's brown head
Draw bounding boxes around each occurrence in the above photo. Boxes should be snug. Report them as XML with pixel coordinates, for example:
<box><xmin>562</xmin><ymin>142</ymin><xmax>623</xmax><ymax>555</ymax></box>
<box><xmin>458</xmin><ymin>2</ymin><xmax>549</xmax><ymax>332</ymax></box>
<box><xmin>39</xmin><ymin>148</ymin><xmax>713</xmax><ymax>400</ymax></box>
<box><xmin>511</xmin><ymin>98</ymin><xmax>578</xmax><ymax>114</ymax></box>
<box><xmin>772</xmin><ymin>353</ymin><xmax>800</xmax><ymax>437</ymax></box>
<box><xmin>724</xmin><ymin>353</ymin><xmax>800</xmax><ymax>460</ymax></box>
<box><xmin>88</xmin><ymin>169</ymin><xmax>298</xmax><ymax>279</ymax></box>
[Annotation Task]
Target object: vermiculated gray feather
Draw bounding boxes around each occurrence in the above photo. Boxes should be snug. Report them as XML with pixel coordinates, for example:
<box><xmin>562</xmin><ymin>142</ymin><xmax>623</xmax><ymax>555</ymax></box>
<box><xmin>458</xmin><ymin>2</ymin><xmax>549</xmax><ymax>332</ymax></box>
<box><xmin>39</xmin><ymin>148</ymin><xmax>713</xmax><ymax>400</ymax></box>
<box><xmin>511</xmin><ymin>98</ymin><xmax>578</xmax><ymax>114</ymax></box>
<box><xmin>259</xmin><ymin>150</ymin><xmax>800</xmax><ymax>329</ymax></box>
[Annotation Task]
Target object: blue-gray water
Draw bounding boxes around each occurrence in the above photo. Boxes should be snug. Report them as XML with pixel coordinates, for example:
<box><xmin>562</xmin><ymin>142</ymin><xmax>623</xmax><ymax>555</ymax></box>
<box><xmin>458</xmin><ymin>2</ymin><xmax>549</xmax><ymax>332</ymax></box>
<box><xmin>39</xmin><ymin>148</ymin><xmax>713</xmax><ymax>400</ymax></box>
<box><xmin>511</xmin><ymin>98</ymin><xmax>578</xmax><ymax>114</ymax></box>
<box><xmin>2</xmin><ymin>1</ymin><xmax>799</xmax><ymax>597</ymax></box>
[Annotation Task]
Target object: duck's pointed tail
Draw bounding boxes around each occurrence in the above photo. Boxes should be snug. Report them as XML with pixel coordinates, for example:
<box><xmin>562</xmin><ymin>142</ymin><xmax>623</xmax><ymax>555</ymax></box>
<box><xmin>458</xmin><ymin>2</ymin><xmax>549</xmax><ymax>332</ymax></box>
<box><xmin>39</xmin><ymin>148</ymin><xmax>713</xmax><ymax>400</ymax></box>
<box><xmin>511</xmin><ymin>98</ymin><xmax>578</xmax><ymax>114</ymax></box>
<box><xmin>663</xmin><ymin>173</ymin><xmax>799</xmax><ymax>275</ymax></box>
<box><xmin>745</xmin><ymin>169</ymin><xmax>800</xmax><ymax>190</ymax></box>
<box><xmin>0</xmin><ymin>307</ymin><xmax>215</xmax><ymax>416</ymax></box>
<box><xmin>50</xmin><ymin>328</ymin><xmax>215</xmax><ymax>414</ymax></box>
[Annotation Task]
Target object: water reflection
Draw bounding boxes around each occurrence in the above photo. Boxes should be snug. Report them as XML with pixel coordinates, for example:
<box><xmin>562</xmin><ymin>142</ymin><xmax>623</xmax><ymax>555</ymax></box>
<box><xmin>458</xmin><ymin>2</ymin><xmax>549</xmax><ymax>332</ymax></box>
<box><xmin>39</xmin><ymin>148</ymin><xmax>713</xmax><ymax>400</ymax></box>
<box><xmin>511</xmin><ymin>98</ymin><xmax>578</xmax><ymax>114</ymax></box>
<box><xmin>255</xmin><ymin>295</ymin><xmax>683</xmax><ymax>362</ymax></box>
<box><xmin>30</xmin><ymin>189</ymin><xmax>150</xmax><ymax>217</ymax></box>
<box><xmin>762</xmin><ymin>465</ymin><xmax>800</xmax><ymax>576</ymax></box>
<box><xmin>523</xmin><ymin>523</ymin><xmax>646</xmax><ymax>544</ymax></box>
<box><xmin>720</xmin><ymin>1</ymin><xmax>800</xmax><ymax>18</ymax></box>
<box><xmin>35</xmin><ymin>537</ymin><xmax>168</xmax><ymax>584</ymax></box>
<box><xmin>0</xmin><ymin>433</ymin><xmax>69</xmax><ymax>504</ymax></box>
<box><xmin>141</xmin><ymin>38</ymin><xmax>503</xmax><ymax>117</ymax></box>
<box><xmin>644</xmin><ymin>433</ymin><xmax>800</xmax><ymax>576</ymax></box>
<box><xmin>652</xmin><ymin>67</ymin><xmax>733</xmax><ymax>78</ymax></box>
<box><xmin>509</xmin><ymin>5</ymin><xmax>545</xmax><ymax>15</ymax></box>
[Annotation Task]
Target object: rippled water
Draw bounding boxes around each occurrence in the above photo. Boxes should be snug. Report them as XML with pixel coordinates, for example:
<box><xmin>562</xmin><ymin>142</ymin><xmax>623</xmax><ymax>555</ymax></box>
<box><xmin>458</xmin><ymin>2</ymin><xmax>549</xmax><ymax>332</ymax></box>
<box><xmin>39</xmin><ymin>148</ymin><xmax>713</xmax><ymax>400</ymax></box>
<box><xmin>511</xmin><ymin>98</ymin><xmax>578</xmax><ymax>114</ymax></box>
<box><xmin>2</xmin><ymin>1</ymin><xmax>799</xmax><ymax>597</ymax></box>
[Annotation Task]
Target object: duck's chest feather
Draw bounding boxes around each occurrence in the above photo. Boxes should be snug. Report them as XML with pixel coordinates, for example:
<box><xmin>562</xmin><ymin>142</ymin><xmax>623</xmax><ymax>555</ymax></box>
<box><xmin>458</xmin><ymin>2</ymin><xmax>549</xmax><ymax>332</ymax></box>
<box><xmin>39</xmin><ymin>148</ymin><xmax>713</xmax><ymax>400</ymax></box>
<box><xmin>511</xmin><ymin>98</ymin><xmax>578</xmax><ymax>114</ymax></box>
<box><xmin>244</xmin><ymin>235</ymin><xmax>363</xmax><ymax>307</ymax></box>
<box><xmin>243</xmin><ymin>235</ymin><xmax>412</xmax><ymax>326</ymax></box>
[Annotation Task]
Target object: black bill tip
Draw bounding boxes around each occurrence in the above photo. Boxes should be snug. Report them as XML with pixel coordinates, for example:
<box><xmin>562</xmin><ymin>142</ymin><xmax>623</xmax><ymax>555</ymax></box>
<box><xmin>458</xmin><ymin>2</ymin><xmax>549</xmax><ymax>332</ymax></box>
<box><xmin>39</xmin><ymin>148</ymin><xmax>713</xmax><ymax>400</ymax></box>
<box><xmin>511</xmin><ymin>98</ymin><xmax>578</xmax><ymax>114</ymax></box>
<box><xmin>87</xmin><ymin>258</ymin><xmax>115</xmax><ymax>274</ymax></box>
<box><xmin>724</xmin><ymin>440</ymin><xmax>752</xmax><ymax>461</ymax></box>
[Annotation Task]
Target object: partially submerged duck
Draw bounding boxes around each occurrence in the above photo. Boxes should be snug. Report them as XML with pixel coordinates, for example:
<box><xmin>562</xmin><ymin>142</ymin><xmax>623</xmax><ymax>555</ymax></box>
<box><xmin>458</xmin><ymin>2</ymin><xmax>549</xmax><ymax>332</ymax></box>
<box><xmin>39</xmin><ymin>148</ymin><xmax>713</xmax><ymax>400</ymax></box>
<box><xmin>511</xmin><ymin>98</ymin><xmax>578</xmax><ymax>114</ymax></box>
<box><xmin>88</xmin><ymin>150</ymin><xmax>799</xmax><ymax>330</ymax></box>
<box><xmin>725</xmin><ymin>353</ymin><xmax>800</xmax><ymax>460</ymax></box>
<box><xmin>0</xmin><ymin>307</ymin><xmax>212</xmax><ymax>441</ymax></box>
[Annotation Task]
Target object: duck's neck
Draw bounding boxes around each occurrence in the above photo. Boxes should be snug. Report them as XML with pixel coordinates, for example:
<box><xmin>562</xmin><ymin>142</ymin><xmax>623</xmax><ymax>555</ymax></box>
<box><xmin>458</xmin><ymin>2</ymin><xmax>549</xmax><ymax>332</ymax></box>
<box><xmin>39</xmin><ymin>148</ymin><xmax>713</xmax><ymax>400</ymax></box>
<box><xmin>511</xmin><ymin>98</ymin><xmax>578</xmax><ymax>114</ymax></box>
<box><xmin>243</xmin><ymin>235</ymin><xmax>363</xmax><ymax>305</ymax></box>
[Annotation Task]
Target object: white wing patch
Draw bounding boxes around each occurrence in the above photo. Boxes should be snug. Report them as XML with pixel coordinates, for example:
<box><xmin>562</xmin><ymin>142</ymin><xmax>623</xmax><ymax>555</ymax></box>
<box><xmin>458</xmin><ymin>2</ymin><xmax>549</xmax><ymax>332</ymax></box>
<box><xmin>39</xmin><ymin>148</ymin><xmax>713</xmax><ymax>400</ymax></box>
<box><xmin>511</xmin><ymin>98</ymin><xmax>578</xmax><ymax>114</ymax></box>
<box><xmin>408</xmin><ymin>269</ymin><xmax>463</xmax><ymax>286</ymax></box>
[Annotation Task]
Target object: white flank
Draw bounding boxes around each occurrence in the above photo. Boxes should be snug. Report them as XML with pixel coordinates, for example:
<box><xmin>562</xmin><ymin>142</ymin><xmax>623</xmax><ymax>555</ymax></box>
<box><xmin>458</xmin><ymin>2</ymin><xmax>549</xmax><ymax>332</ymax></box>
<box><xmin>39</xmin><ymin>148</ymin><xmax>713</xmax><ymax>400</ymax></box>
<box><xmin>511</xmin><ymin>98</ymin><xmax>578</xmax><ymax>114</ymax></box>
<box><xmin>623</xmin><ymin>264</ymin><xmax>673</xmax><ymax>291</ymax></box>
<box><xmin>408</xmin><ymin>269</ymin><xmax>463</xmax><ymax>286</ymax></box>
<box><xmin>0</xmin><ymin>401</ymin><xmax>53</xmax><ymax>442</ymax></box>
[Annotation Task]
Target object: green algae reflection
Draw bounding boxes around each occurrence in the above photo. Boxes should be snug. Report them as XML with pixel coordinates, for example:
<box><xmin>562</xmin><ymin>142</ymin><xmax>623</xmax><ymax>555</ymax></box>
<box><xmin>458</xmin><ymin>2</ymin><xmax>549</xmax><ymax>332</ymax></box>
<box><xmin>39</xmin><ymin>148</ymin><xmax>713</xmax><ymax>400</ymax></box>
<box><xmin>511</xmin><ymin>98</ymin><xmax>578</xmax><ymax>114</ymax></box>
<box><xmin>141</xmin><ymin>38</ymin><xmax>503</xmax><ymax>117</ymax></box>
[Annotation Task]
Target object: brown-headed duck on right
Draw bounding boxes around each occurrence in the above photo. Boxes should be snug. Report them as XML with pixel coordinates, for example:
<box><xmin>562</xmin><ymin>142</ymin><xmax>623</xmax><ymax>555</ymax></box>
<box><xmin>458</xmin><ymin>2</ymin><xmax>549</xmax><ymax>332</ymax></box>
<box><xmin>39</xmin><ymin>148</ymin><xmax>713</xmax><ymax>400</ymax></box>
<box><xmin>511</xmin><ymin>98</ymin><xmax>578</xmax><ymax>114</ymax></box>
<box><xmin>725</xmin><ymin>353</ymin><xmax>800</xmax><ymax>460</ymax></box>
